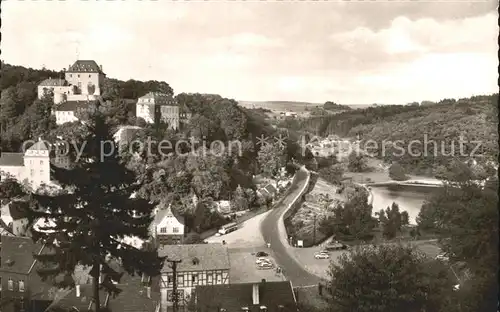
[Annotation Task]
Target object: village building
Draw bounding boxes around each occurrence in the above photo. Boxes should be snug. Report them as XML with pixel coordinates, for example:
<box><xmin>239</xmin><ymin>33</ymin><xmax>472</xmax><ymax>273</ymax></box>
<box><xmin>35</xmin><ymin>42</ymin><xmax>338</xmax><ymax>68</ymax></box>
<box><xmin>0</xmin><ymin>138</ymin><xmax>70</xmax><ymax>191</ymax></box>
<box><xmin>194</xmin><ymin>280</ymin><xmax>298</xmax><ymax>312</ymax></box>
<box><xmin>150</xmin><ymin>204</ymin><xmax>186</xmax><ymax>246</ymax></box>
<box><xmin>0</xmin><ymin>236</ymin><xmax>59</xmax><ymax>312</ymax></box>
<box><xmin>0</xmin><ymin>200</ymin><xmax>30</xmax><ymax>237</ymax></box>
<box><xmin>46</xmin><ymin>270</ymin><xmax>161</xmax><ymax>312</ymax></box>
<box><xmin>158</xmin><ymin>244</ymin><xmax>230</xmax><ymax>311</ymax></box>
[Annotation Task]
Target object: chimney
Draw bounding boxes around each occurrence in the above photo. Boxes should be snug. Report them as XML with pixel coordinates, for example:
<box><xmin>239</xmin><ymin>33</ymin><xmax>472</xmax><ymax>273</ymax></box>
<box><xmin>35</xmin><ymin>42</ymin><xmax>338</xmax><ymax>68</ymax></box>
<box><xmin>100</xmin><ymin>65</ymin><xmax>103</xmax><ymax>72</ymax></box>
<box><xmin>146</xmin><ymin>286</ymin><xmax>151</xmax><ymax>299</ymax></box>
<box><xmin>76</xmin><ymin>285</ymin><xmax>81</xmax><ymax>297</ymax></box>
<box><xmin>252</xmin><ymin>284</ymin><xmax>259</xmax><ymax>305</ymax></box>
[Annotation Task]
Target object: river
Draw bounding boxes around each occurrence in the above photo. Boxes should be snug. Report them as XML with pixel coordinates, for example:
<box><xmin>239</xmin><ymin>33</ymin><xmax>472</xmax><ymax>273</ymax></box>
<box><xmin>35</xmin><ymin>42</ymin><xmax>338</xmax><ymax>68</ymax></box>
<box><xmin>370</xmin><ymin>184</ymin><xmax>440</xmax><ymax>224</ymax></box>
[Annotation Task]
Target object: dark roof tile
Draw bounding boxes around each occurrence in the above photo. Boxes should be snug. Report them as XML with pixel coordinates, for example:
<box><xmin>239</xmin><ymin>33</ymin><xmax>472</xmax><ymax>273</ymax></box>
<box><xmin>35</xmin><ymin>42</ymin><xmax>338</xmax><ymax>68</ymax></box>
<box><xmin>67</xmin><ymin>60</ymin><xmax>104</xmax><ymax>74</ymax></box>
<box><xmin>54</xmin><ymin>100</ymin><xmax>98</xmax><ymax>112</ymax></box>
<box><xmin>39</xmin><ymin>78</ymin><xmax>67</xmax><ymax>87</ymax></box>
<box><xmin>158</xmin><ymin>244</ymin><xmax>230</xmax><ymax>273</ymax></box>
<box><xmin>0</xmin><ymin>236</ymin><xmax>43</xmax><ymax>274</ymax></box>
<box><xmin>0</xmin><ymin>152</ymin><xmax>24</xmax><ymax>166</ymax></box>
<box><xmin>48</xmin><ymin>273</ymin><xmax>160</xmax><ymax>312</ymax></box>
<box><xmin>195</xmin><ymin>281</ymin><xmax>298</xmax><ymax>312</ymax></box>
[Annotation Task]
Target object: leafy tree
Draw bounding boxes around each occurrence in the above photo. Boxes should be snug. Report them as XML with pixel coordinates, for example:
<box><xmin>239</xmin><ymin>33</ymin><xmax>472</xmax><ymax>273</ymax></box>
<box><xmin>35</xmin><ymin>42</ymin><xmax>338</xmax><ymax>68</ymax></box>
<box><xmin>416</xmin><ymin>178</ymin><xmax>498</xmax><ymax>312</ymax></box>
<box><xmin>231</xmin><ymin>185</ymin><xmax>249</xmax><ymax>211</ymax></box>
<box><xmin>27</xmin><ymin>111</ymin><xmax>164</xmax><ymax>312</ymax></box>
<box><xmin>318</xmin><ymin>164</ymin><xmax>344</xmax><ymax>185</ymax></box>
<box><xmin>320</xmin><ymin>192</ymin><xmax>375</xmax><ymax>241</ymax></box>
<box><xmin>0</xmin><ymin>177</ymin><xmax>26</xmax><ymax>201</ymax></box>
<box><xmin>388</xmin><ymin>162</ymin><xmax>408</xmax><ymax>181</ymax></box>
<box><xmin>328</xmin><ymin>244</ymin><xmax>456</xmax><ymax>312</ymax></box>
<box><xmin>184</xmin><ymin>232</ymin><xmax>204</xmax><ymax>244</ymax></box>
<box><xmin>257</xmin><ymin>142</ymin><xmax>287</xmax><ymax>177</ymax></box>
<box><xmin>347</xmin><ymin>151</ymin><xmax>366</xmax><ymax>172</ymax></box>
<box><xmin>376</xmin><ymin>202</ymin><xmax>409</xmax><ymax>239</ymax></box>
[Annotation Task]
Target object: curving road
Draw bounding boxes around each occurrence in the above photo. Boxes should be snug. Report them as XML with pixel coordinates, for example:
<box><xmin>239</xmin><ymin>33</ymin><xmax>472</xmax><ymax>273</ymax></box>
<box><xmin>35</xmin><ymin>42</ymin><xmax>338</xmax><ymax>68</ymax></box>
<box><xmin>260</xmin><ymin>168</ymin><xmax>321</xmax><ymax>287</ymax></box>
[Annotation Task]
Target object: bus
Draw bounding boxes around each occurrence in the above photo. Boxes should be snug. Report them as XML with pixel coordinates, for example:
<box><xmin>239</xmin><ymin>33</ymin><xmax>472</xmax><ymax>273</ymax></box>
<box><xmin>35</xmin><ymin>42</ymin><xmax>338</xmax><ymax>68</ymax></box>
<box><xmin>218</xmin><ymin>222</ymin><xmax>238</xmax><ymax>235</ymax></box>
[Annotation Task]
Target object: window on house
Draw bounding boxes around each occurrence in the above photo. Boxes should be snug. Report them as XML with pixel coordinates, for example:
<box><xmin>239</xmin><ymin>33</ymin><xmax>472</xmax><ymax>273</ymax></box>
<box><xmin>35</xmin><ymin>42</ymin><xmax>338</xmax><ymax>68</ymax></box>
<box><xmin>207</xmin><ymin>273</ymin><xmax>213</xmax><ymax>284</ymax></box>
<box><xmin>70</xmin><ymin>74</ymin><xmax>72</xmax><ymax>78</ymax></box>
<box><xmin>89</xmin><ymin>74</ymin><xmax>91</xmax><ymax>78</ymax></box>
<box><xmin>40</xmin><ymin>170</ymin><xmax>44</xmax><ymax>176</ymax></box>
<box><xmin>78</xmin><ymin>74</ymin><xmax>80</xmax><ymax>78</ymax></box>
<box><xmin>192</xmin><ymin>274</ymin><xmax>198</xmax><ymax>284</ymax></box>
<box><xmin>167</xmin><ymin>274</ymin><xmax>173</xmax><ymax>285</ymax></box>
<box><xmin>178</xmin><ymin>275</ymin><xmax>184</xmax><ymax>286</ymax></box>
<box><xmin>8</xmin><ymin>279</ymin><xmax>13</xmax><ymax>290</ymax></box>
<box><xmin>172</xmin><ymin>227</ymin><xmax>179</xmax><ymax>233</ymax></box>
<box><xmin>30</xmin><ymin>169</ymin><xmax>34</xmax><ymax>177</ymax></box>
<box><xmin>19</xmin><ymin>280</ymin><xmax>25</xmax><ymax>292</ymax></box>
<box><xmin>216</xmin><ymin>272</ymin><xmax>222</xmax><ymax>284</ymax></box>
<box><xmin>40</xmin><ymin>160</ymin><xmax>44</xmax><ymax>165</ymax></box>
<box><xmin>160</xmin><ymin>227</ymin><xmax>167</xmax><ymax>234</ymax></box>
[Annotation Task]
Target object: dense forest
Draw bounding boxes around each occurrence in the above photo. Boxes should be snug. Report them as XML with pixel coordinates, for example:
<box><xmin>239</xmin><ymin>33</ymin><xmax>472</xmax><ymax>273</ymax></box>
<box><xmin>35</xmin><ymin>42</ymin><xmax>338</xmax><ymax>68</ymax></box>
<box><xmin>279</xmin><ymin>95</ymin><xmax>498</xmax><ymax>174</ymax></box>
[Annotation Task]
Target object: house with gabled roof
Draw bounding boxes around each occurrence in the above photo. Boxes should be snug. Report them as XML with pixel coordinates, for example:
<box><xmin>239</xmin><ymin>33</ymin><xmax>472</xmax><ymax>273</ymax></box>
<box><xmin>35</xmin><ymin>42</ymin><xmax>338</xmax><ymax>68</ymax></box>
<box><xmin>0</xmin><ymin>236</ymin><xmax>60</xmax><ymax>312</ymax></box>
<box><xmin>151</xmin><ymin>203</ymin><xmax>185</xmax><ymax>246</ymax></box>
<box><xmin>157</xmin><ymin>244</ymin><xmax>230</xmax><ymax>311</ymax></box>
<box><xmin>194</xmin><ymin>280</ymin><xmax>298</xmax><ymax>312</ymax></box>
<box><xmin>45</xmin><ymin>270</ymin><xmax>161</xmax><ymax>312</ymax></box>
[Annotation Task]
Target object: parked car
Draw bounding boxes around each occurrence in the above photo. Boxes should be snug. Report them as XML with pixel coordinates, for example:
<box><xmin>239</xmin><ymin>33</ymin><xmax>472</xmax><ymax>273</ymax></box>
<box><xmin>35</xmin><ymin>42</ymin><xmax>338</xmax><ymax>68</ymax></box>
<box><xmin>256</xmin><ymin>251</ymin><xmax>269</xmax><ymax>257</ymax></box>
<box><xmin>256</xmin><ymin>257</ymin><xmax>271</xmax><ymax>265</ymax></box>
<box><xmin>319</xmin><ymin>249</ymin><xmax>330</xmax><ymax>254</ymax></box>
<box><xmin>436</xmin><ymin>254</ymin><xmax>449</xmax><ymax>261</ymax></box>
<box><xmin>257</xmin><ymin>262</ymin><xmax>274</xmax><ymax>270</ymax></box>
<box><xmin>314</xmin><ymin>253</ymin><xmax>330</xmax><ymax>259</ymax></box>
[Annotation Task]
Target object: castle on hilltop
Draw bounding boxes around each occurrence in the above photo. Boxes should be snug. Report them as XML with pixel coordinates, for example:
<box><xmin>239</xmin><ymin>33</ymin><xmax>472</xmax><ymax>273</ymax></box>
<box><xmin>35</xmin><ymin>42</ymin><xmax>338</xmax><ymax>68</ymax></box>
<box><xmin>38</xmin><ymin>60</ymin><xmax>105</xmax><ymax>104</ymax></box>
<box><xmin>38</xmin><ymin>60</ymin><xmax>105</xmax><ymax>125</ymax></box>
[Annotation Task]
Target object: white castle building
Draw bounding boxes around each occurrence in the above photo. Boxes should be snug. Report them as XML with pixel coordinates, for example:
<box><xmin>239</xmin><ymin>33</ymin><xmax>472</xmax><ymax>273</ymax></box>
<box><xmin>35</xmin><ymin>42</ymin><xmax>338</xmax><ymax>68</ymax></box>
<box><xmin>37</xmin><ymin>60</ymin><xmax>105</xmax><ymax>125</ymax></box>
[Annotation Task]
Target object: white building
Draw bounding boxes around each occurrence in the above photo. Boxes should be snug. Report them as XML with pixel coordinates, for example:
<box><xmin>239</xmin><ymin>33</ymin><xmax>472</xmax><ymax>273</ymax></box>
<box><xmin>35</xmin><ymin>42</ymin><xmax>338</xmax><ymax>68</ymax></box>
<box><xmin>0</xmin><ymin>138</ymin><xmax>68</xmax><ymax>191</ymax></box>
<box><xmin>136</xmin><ymin>92</ymin><xmax>190</xmax><ymax>130</ymax></box>
<box><xmin>151</xmin><ymin>204</ymin><xmax>185</xmax><ymax>245</ymax></box>
<box><xmin>158</xmin><ymin>244</ymin><xmax>230</xmax><ymax>311</ymax></box>
<box><xmin>38</xmin><ymin>60</ymin><xmax>105</xmax><ymax>104</ymax></box>
<box><xmin>38</xmin><ymin>60</ymin><xmax>105</xmax><ymax>125</ymax></box>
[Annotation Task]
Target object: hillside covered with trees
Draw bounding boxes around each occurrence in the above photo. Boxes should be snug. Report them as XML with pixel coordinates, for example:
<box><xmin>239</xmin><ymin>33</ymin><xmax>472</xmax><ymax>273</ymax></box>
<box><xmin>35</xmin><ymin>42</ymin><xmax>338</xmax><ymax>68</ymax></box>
<box><xmin>279</xmin><ymin>95</ymin><xmax>498</xmax><ymax>175</ymax></box>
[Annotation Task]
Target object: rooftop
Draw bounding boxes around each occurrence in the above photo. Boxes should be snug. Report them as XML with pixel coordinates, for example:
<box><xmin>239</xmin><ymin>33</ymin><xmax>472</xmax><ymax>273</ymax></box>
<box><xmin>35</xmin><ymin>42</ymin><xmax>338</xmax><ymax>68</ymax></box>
<box><xmin>0</xmin><ymin>152</ymin><xmax>24</xmax><ymax>167</ymax></box>
<box><xmin>39</xmin><ymin>78</ymin><xmax>67</xmax><ymax>87</ymax></box>
<box><xmin>0</xmin><ymin>235</ymin><xmax>44</xmax><ymax>274</ymax></box>
<box><xmin>67</xmin><ymin>60</ymin><xmax>104</xmax><ymax>74</ymax></box>
<box><xmin>158</xmin><ymin>244</ymin><xmax>230</xmax><ymax>273</ymax></box>
<box><xmin>153</xmin><ymin>203</ymin><xmax>185</xmax><ymax>227</ymax></box>
<box><xmin>54</xmin><ymin>100</ymin><xmax>98</xmax><ymax>112</ymax></box>
<box><xmin>47</xmin><ymin>272</ymin><xmax>160</xmax><ymax>312</ymax></box>
<box><xmin>195</xmin><ymin>281</ymin><xmax>298</xmax><ymax>312</ymax></box>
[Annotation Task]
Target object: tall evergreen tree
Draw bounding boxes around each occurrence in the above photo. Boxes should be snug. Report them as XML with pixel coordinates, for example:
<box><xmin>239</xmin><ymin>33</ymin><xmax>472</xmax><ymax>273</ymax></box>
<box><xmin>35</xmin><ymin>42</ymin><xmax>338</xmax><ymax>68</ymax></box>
<box><xmin>27</xmin><ymin>110</ymin><xmax>164</xmax><ymax>312</ymax></box>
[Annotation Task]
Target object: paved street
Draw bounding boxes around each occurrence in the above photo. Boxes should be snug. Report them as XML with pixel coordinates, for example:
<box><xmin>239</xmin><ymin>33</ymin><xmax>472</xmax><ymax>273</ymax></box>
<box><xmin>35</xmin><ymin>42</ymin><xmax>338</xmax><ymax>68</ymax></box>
<box><xmin>260</xmin><ymin>168</ymin><xmax>322</xmax><ymax>287</ymax></box>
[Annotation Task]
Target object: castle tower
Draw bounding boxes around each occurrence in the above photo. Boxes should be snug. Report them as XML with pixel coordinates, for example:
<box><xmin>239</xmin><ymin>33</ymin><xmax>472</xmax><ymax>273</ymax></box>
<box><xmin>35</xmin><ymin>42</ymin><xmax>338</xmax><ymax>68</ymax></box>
<box><xmin>65</xmin><ymin>60</ymin><xmax>106</xmax><ymax>98</ymax></box>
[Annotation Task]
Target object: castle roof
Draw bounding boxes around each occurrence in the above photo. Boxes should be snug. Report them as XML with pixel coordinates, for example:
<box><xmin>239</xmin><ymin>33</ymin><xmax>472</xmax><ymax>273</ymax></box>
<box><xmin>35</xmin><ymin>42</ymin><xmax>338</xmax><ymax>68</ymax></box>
<box><xmin>138</xmin><ymin>92</ymin><xmax>176</xmax><ymax>105</ymax></box>
<box><xmin>54</xmin><ymin>100</ymin><xmax>98</xmax><ymax>112</ymax></box>
<box><xmin>0</xmin><ymin>152</ymin><xmax>24</xmax><ymax>167</ymax></box>
<box><xmin>39</xmin><ymin>78</ymin><xmax>67</xmax><ymax>87</ymax></box>
<box><xmin>27</xmin><ymin>138</ymin><xmax>50</xmax><ymax>152</ymax></box>
<box><xmin>67</xmin><ymin>60</ymin><xmax>104</xmax><ymax>74</ymax></box>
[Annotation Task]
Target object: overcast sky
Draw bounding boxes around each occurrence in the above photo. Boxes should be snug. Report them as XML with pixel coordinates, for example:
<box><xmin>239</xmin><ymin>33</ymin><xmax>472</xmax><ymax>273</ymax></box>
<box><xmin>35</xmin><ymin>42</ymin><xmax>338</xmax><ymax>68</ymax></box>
<box><xmin>2</xmin><ymin>0</ymin><xmax>497</xmax><ymax>104</ymax></box>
